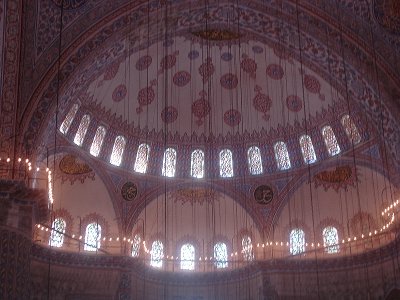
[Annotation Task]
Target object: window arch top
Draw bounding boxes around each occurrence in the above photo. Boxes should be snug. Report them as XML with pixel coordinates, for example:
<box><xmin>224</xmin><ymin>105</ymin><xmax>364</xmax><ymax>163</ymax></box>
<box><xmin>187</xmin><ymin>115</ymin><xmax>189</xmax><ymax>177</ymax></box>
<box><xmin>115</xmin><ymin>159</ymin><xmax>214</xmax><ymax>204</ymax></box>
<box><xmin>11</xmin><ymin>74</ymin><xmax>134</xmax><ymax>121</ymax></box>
<box><xmin>299</xmin><ymin>135</ymin><xmax>317</xmax><ymax>164</ymax></box>
<box><xmin>49</xmin><ymin>218</ymin><xmax>66</xmax><ymax>248</ymax></box>
<box><xmin>90</xmin><ymin>126</ymin><xmax>106</xmax><ymax>157</ymax></box>
<box><xmin>219</xmin><ymin>149</ymin><xmax>234</xmax><ymax>178</ymax></box>
<box><xmin>180</xmin><ymin>243</ymin><xmax>195</xmax><ymax>270</ymax></box>
<box><xmin>162</xmin><ymin>147</ymin><xmax>177</xmax><ymax>177</ymax></box>
<box><xmin>134</xmin><ymin>143</ymin><xmax>150</xmax><ymax>173</ymax></box>
<box><xmin>274</xmin><ymin>141</ymin><xmax>291</xmax><ymax>170</ymax></box>
<box><xmin>150</xmin><ymin>240</ymin><xmax>164</xmax><ymax>268</ymax></box>
<box><xmin>322</xmin><ymin>126</ymin><xmax>341</xmax><ymax>156</ymax></box>
<box><xmin>323</xmin><ymin>226</ymin><xmax>339</xmax><ymax>254</ymax></box>
<box><xmin>73</xmin><ymin>114</ymin><xmax>91</xmax><ymax>146</ymax></box>
<box><xmin>190</xmin><ymin>149</ymin><xmax>205</xmax><ymax>178</ymax></box>
<box><xmin>241</xmin><ymin>236</ymin><xmax>254</xmax><ymax>261</ymax></box>
<box><xmin>289</xmin><ymin>228</ymin><xmax>305</xmax><ymax>255</ymax></box>
<box><xmin>84</xmin><ymin>222</ymin><xmax>101</xmax><ymax>251</ymax></box>
<box><xmin>341</xmin><ymin>115</ymin><xmax>361</xmax><ymax>145</ymax></box>
<box><xmin>110</xmin><ymin>135</ymin><xmax>126</xmax><ymax>166</ymax></box>
<box><xmin>247</xmin><ymin>146</ymin><xmax>263</xmax><ymax>175</ymax></box>
<box><xmin>214</xmin><ymin>242</ymin><xmax>228</xmax><ymax>269</ymax></box>
<box><xmin>131</xmin><ymin>234</ymin><xmax>141</xmax><ymax>257</ymax></box>
<box><xmin>60</xmin><ymin>104</ymin><xmax>79</xmax><ymax>134</ymax></box>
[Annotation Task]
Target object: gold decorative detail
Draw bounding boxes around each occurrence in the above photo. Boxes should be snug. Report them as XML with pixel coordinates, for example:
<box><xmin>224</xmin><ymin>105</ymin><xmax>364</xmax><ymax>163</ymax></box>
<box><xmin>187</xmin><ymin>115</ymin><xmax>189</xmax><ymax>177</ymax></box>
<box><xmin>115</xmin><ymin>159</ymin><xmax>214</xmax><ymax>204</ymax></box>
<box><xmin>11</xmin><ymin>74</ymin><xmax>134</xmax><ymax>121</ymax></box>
<box><xmin>314</xmin><ymin>165</ymin><xmax>358</xmax><ymax>192</ymax></box>
<box><xmin>170</xmin><ymin>188</ymin><xmax>217</xmax><ymax>205</ymax></box>
<box><xmin>254</xmin><ymin>185</ymin><xmax>274</xmax><ymax>205</ymax></box>
<box><xmin>121</xmin><ymin>182</ymin><xmax>138</xmax><ymax>201</ymax></box>
<box><xmin>192</xmin><ymin>29</ymin><xmax>241</xmax><ymax>41</ymax></box>
<box><xmin>59</xmin><ymin>154</ymin><xmax>92</xmax><ymax>175</ymax></box>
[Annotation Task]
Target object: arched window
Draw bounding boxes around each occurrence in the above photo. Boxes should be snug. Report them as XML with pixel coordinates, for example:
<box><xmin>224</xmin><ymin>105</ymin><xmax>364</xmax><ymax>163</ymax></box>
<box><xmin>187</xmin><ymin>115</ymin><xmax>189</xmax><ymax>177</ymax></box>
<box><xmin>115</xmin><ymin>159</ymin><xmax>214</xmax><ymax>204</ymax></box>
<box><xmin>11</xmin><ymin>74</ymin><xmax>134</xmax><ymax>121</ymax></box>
<box><xmin>341</xmin><ymin>115</ymin><xmax>361</xmax><ymax>145</ymax></box>
<box><xmin>134</xmin><ymin>143</ymin><xmax>150</xmax><ymax>173</ymax></box>
<box><xmin>219</xmin><ymin>149</ymin><xmax>234</xmax><ymax>178</ymax></box>
<box><xmin>190</xmin><ymin>149</ymin><xmax>204</xmax><ymax>178</ymax></box>
<box><xmin>274</xmin><ymin>141</ymin><xmax>291</xmax><ymax>170</ymax></box>
<box><xmin>299</xmin><ymin>135</ymin><xmax>317</xmax><ymax>164</ymax></box>
<box><xmin>162</xmin><ymin>147</ymin><xmax>177</xmax><ymax>177</ymax></box>
<box><xmin>131</xmin><ymin>234</ymin><xmax>141</xmax><ymax>257</ymax></box>
<box><xmin>90</xmin><ymin>126</ymin><xmax>106</xmax><ymax>157</ymax></box>
<box><xmin>241</xmin><ymin>236</ymin><xmax>254</xmax><ymax>261</ymax></box>
<box><xmin>214</xmin><ymin>242</ymin><xmax>228</xmax><ymax>268</ymax></box>
<box><xmin>73</xmin><ymin>114</ymin><xmax>91</xmax><ymax>146</ymax></box>
<box><xmin>49</xmin><ymin>218</ymin><xmax>66</xmax><ymax>248</ymax></box>
<box><xmin>321</xmin><ymin>126</ymin><xmax>341</xmax><ymax>156</ymax></box>
<box><xmin>150</xmin><ymin>240</ymin><xmax>164</xmax><ymax>268</ymax></box>
<box><xmin>247</xmin><ymin>146</ymin><xmax>263</xmax><ymax>175</ymax></box>
<box><xmin>180</xmin><ymin>243</ymin><xmax>195</xmax><ymax>270</ymax></box>
<box><xmin>60</xmin><ymin>104</ymin><xmax>79</xmax><ymax>134</ymax></box>
<box><xmin>322</xmin><ymin>226</ymin><xmax>339</xmax><ymax>254</ymax></box>
<box><xmin>110</xmin><ymin>135</ymin><xmax>126</xmax><ymax>166</ymax></box>
<box><xmin>84</xmin><ymin>222</ymin><xmax>101</xmax><ymax>251</ymax></box>
<box><xmin>289</xmin><ymin>228</ymin><xmax>305</xmax><ymax>255</ymax></box>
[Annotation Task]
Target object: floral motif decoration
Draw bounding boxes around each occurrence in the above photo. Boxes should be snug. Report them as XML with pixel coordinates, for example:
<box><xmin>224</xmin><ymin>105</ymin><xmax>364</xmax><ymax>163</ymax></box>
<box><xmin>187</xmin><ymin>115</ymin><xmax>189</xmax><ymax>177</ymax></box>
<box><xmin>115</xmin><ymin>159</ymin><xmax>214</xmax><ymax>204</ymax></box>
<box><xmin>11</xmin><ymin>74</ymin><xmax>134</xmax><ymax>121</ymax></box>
<box><xmin>286</xmin><ymin>95</ymin><xmax>303</xmax><ymax>112</ymax></box>
<box><xmin>314</xmin><ymin>165</ymin><xmax>359</xmax><ymax>192</ymax></box>
<box><xmin>266</xmin><ymin>64</ymin><xmax>284</xmax><ymax>80</ymax></box>
<box><xmin>192</xmin><ymin>91</ymin><xmax>211</xmax><ymax>126</ymax></box>
<box><xmin>304</xmin><ymin>73</ymin><xmax>325</xmax><ymax>101</ymax></box>
<box><xmin>241</xmin><ymin>54</ymin><xmax>257</xmax><ymax>79</ymax></box>
<box><xmin>52</xmin><ymin>0</ymin><xmax>87</xmax><ymax>9</ymax></box>
<box><xmin>58</xmin><ymin>154</ymin><xmax>95</xmax><ymax>184</ymax></box>
<box><xmin>198</xmin><ymin>57</ymin><xmax>215</xmax><ymax>83</ymax></box>
<box><xmin>253</xmin><ymin>85</ymin><xmax>272</xmax><ymax>121</ymax></box>
<box><xmin>169</xmin><ymin>188</ymin><xmax>218</xmax><ymax>205</ymax></box>
<box><xmin>136</xmin><ymin>79</ymin><xmax>157</xmax><ymax>114</ymax></box>
<box><xmin>161</xmin><ymin>106</ymin><xmax>178</xmax><ymax>124</ymax></box>
<box><xmin>191</xmin><ymin>29</ymin><xmax>241</xmax><ymax>41</ymax></box>
<box><xmin>173</xmin><ymin>71</ymin><xmax>191</xmax><ymax>87</ymax></box>
<box><xmin>158</xmin><ymin>51</ymin><xmax>179</xmax><ymax>75</ymax></box>
<box><xmin>220</xmin><ymin>73</ymin><xmax>238</xmax><ymax>90</ymax></box>
<box><xmin>373</xmin><ymin>0</ymin><xmax>400</xmax><ymax>35</ymax></box>
<box><xmin>97</xmin><ymin>62</ymin><xmax>120</xmax><ymax>87</ymax></box>
<box><xmin>112</xmin><ymin>84</ymin><xmax>127</xmax><ymax>102</ymax></box>
<box><xmin>135</xmin><ymin>55</ymin><xmax>152</xmax><ymax>71</ymax></box>
<box><xmin>273</xmin><ymin>44</ymin><xmax>294</xmax><ymax>63</ymax></box>
<box><xmin>224</xmin><ymin>109</ymin><xmax>241</xmax><ymax>127</ymax></box>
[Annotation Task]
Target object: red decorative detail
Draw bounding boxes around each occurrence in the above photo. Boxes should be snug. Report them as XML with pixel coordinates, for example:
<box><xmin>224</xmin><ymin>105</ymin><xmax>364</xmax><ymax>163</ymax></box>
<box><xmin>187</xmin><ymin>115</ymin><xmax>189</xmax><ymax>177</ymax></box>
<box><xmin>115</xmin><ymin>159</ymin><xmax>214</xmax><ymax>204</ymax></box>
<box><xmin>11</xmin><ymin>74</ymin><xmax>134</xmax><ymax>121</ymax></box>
<box><xmin>198</xmin><ymin>57</ymin><xmax>215</xmax><ymax>83</ymax></box>
<box><xmin>103</xmin><ymin>62</ymin><xmax>120</xmax><ymax>81</ymax></box>
<box><xmin>192</xmin><ymin>91</ymin><xmax>211</xmax><ymax>126</ymax></box>
<box><xmin>173</xmin><ymin>71</ymin><xmax>191</xmax><ymax>87</ymax></box>
<box><xmin>273</xmin><ymin>44</ymin><xmax>294</xmax><ymax>63</ymax></box>
<box><xmin>224</xmin><ymin>109</ymin><xmax>242</xmax><ymax>127</ymax></box>
<box><xmin>112</xmin><ymin>84</ymin><xmax>127</xmax><ymax>102</ymax></box>
<box><xmin>135</xmin><ymin>55</ymin><xmax>152</xmax><ymax>71</ymax></box>
<box><xmin>253</xmin><ymin>85</ymin><xmax>272</xmax><ymax>121</ymax></box>
<box><xmin>220</xmin><ymin>73</ymin><xmax>238</xmax><ymax>90</ymax></box>
<box><xmin>136</xmin><ymin>79</ymin><xmax>157</xmax><ymax>114</ymax></box>
<box><xmin>158</xmin><ymin>51</ymin><xmax>179</xmax><ymax>75</ymax></box>
<box><xmin>161</xmin><ymin>106</ymin><xmax>178</xmax><ymax>123</ymax></box>
<box><xmin>314</xmin><ymin>165</ymin><xmax>359</xmax><ymax>192</ymax></box>
<box><xmin>286</xmin><ymin>95</ymin><xmax>303</xmax><ymax>112</ymax></box>
<box><xmin>304</xmin><ymin>73</ymin><xmax>325</xmax><ymax>100</ymax></box>
<box><xmin>266</xmin><ymin>64</ymin><xmax>284</xmax><ymax>80</ymax></box>
<box><xmin>241</xmin><ymin>54</ymin><xmax>257</xmax><ymax>79</ymax></box>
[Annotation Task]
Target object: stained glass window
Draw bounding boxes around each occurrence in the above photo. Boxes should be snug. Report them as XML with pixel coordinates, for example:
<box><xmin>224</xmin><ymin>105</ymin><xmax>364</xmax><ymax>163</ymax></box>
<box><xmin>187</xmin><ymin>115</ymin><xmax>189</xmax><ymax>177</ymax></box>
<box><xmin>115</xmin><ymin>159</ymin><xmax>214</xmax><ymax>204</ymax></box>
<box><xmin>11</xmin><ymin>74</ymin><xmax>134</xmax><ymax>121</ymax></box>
<box><xmin>289</xmin><ymin>228</ymin><xmax>305</xmax><ymax>255</ymax></box>
<box><xmin>341</xmin><ymin>115</ymin><xmax>361</xmax><ymax>145</ymax></box>
<box><xmin>241</xmin><ymin>236</ymin><xmax>254</xmax><ymax>261</ymax></box>
<box><xmin>110</xmin><ymin>135</ymin><xmax>126</xmax><ymax>166</ymax></box>
<box><xmin>247</xmin><ymin>146</ymin><xmax>263</xmax><ymax>175</ymax></box>
<box><xmin>84</xmin><ymin>222</ymin><xmax>101</xmax><ymax>251</ymax></box>
<box><xmin>323</xmin><ymin>226</ymin><xmax>339</xmax><ymax>254</ymax></box>
<box><xmin>162</xmin><ymin>148</ymin><xmax>177</xmax><ymax>177</ymax></box>
<box><xmin>190</xmin><ymin>149</ymin><xmax>205</xmax><ymax>178</ymax></box>
<box><xmin>134</xmin><ymin>143</ymin><xmax>150</xmax><ymax>173</ymax></box>
<box><xmin>219</xmin><ymin>149</ymin><xmax>234</xmax><ymax>178</ymax></box>
<box><xmin>321</xmin><ymin>126</ymin><xmax>341</xmax><ymax>156</ymax></box>
<box><xmin>60</xmin><ymin>104</ymin><xmax>79</xmax><ymax>134</ymax></box>
<box><xmin>150</xmin><ymin>240</ymin><xmax>164</xmax><ymax>268</ymax></box>
<box><xmin>131</xmin><ymin>234</ymin><xmax>141</xmax><ymax>257</ymax></box>
<box><xmin>73</xmin><ymin>114</ymin><xmax>91</xmax><ymax>146</ymax></box>
<box><xmin>214</xmin><ymin>242</ymin><xmax>228</xmax><ymax>268</ymax></box>
<box><xmin>299</xmin><ymin>135</ymin><xmax>317</xmax><ymax>164</ymax></box>
<box><xmin>90</xmin><ymin>126</ymin><xmax>106</xmax><ymax>157</ymax></box>
<box><xmin>49</xmin><ymin>218</ymin><xmax>66</xmax><ymax>248</ymax></box>
<box><xmin>274</xmin><ymin>141</ymin><xmax>291</xmax><ymax>170</ymax></box>
<box><xmin>180</xmin><ymin>243</ymin><xmax>195</xmax><ymax>270</ymax></box>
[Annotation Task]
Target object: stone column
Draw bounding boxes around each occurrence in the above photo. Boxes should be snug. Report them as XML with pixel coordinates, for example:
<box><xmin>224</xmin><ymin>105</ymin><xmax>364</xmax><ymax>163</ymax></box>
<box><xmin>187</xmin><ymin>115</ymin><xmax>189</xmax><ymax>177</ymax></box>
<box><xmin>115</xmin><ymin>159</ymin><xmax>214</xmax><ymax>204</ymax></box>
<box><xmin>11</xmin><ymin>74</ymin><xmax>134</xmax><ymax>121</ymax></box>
<box><xmin>0</xmin><ymin>180</ymin><xmax>48</xmax><ymax>299</ymax></box>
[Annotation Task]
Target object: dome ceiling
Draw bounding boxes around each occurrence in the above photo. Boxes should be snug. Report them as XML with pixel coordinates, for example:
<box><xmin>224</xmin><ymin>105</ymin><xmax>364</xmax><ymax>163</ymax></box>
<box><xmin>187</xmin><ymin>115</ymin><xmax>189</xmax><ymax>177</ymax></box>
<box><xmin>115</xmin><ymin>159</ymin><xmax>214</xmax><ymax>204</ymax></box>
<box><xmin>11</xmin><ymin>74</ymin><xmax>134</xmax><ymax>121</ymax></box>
<box><xmin>81</xmin><ymin>36</ymin><xmax>340</xmax><ymax>139</ymax></box>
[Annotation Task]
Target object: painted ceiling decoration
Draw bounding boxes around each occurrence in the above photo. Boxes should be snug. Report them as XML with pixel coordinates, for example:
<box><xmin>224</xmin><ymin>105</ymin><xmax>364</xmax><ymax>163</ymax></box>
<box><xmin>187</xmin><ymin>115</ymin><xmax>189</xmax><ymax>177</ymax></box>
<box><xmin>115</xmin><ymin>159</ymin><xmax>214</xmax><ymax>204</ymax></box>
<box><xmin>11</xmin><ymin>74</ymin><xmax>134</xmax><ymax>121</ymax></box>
<box><xmin>168</xmin><ymin>188</ymin><xmax>218</xmax><ymax>205</ymax></box>
<box><xmin>373</xmin><ymin>0</ymin><xmax>400</xmax><ymax>35</ymax></box>
<box><xmin>254</xmin><ymin>185</ymin><xmax>274</xmax><ymax>205</ymax></box>
<box><xmin>121</xmin><ymin>182</ymin><xmax>138</xmax><ymax>202</ymax></box>
<box><xmin>191</xmin><ymin>29</ymin><xmax>242</xmax><ymax>41</ymax></box>
<box><xmin>58</xmin><ymin>154</ymin><xmax>95</xmax><ymax>184</ymax></box>
<box><xmin>314</xmin><ymin>165</ymin><xmax>359</xmax><ymax>192</ymax></box>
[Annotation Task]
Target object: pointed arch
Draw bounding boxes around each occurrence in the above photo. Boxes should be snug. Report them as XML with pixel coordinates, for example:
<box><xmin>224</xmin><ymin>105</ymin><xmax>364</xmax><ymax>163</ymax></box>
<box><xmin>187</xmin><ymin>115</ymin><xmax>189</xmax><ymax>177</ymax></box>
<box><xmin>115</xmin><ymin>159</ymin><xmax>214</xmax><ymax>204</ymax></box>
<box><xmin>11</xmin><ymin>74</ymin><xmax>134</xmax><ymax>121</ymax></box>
<box><xmin>73</xmin><ymin>114</ymin><xmax>91</xmax><ymax>146</ymax></box>
<box><xmin>190</xmin><ymin>149</ymin><xmax>205</xmax><ymax>178</ymax></box>
<box><xmin>110</xmin><ymin>135</ymin><xmax>126</xmax><ymax>166</ymax></box>
<box><xmin>134</xmin><ymin>143</ymin><xmax>150</xmax><ymax>173</ymax></box>
<box><xmin>90</xmin><ymin>126</ymin><xmax>106</xmax><ymax>157</ymax></box>
<box><xmin>84</xmin><ymin>222</ymin><xmax>102</xmax><ymax>251</ymax></box>
<box><xmin>162</xmin><ymin>147</ymin><xmax>177</xmax><ymax>177</ymax></box>
<box><xmin>247</xmin><ymin>146</ymin><xmax>263</xmax><ymax>175</ymax></box>
<box><xmin>274</xmin><ymin>141</ymin><xmax>291</xmax><ymax>170</ymax></box>
<box><xmin>60</xmin><ymin>103</ymin><xmax>79</xmax><ymax>134</ymax></box>
<box><xmin>321</xmin><ymin>126</ymin><xmax>341</xmax><ymax>156</ymax></box>
<box><xmin>219</xmin><ymin>149</ymin><xmax>234</xmax><ymax>178</ymax></box>
<box><xmin>341</xmin><ymin>114</ymin><xmax>361</xmax><ymax>145</ymax></box>
<box><xmin>299</xmin><ymin>135</ymin><xmax>317</xmax><ymax>164</ymax></box>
